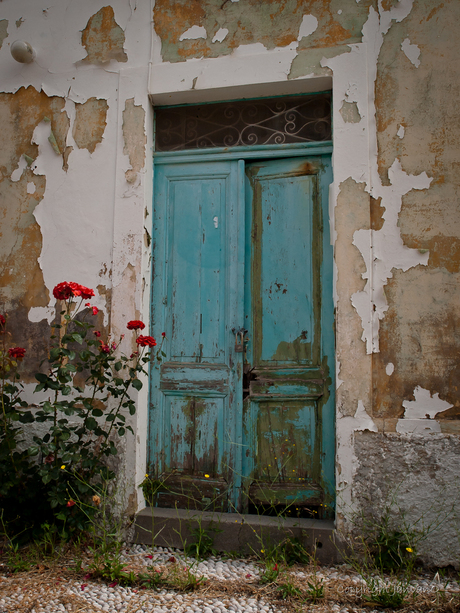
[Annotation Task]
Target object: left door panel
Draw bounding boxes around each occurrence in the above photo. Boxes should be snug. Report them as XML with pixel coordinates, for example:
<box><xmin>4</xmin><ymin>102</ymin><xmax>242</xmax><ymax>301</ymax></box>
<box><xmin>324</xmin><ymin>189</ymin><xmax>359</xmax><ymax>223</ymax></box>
<box><xmin>149</xmin><ymin>161</ymin><xmax>244</xmax><ymax>511</ymax></box>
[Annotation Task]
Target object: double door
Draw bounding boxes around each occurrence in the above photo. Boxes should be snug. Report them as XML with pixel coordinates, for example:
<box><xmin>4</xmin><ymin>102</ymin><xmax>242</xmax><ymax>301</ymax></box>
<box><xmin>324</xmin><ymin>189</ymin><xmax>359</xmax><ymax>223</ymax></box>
<box><xmin>149</xmin><ymin>154</ymin><xmax>334</xmax><ymax>516</ymax></box>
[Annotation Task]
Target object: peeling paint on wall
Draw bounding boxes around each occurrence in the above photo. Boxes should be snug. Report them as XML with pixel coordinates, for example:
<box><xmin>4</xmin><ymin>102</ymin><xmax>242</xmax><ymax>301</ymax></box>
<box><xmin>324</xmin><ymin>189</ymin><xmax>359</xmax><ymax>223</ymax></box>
<box><xmin>81</xmin><ymin>6</ymin><xmax>128</xmax><ymax>64</ymax></box>
<box><xmin>153</xmin><ymin>0</ymin><xmax>374</xmax><ymax>63</ymax></box>
<box><xmin>352</xmin><ymin>158</ymin><xmax>432</xmax><ymax>353</ymax></box>
<box><xmin>122</xmin><ymin>98</ymin><xmax>146</xmax><ymax>183</ymax></box>
<box><xmin>73</xmin><ymin>97</ymin><xmax>109</xmax><ymax>154</ymax></box>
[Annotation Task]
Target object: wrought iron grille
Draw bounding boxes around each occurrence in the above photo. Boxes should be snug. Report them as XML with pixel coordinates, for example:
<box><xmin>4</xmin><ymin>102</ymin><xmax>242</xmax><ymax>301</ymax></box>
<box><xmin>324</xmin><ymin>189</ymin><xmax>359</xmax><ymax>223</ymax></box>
<box><xmin>155</xmin><ymin>93</ymin><xmax>331</xmax><ymax>151</ymax></box>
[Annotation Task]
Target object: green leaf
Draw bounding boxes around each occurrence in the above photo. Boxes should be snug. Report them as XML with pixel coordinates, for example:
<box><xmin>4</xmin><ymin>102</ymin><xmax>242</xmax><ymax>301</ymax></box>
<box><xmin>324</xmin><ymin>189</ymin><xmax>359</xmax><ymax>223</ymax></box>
<box><xmin>49</xmin><ymin>347</ymin><xmax>61</xmax><ymax>361</ymax></box>
<box><xmin>85</xmin><ymin>417</ymin><xmax>98</xmax><ymax>431</ymax></box>
<box><xmin>115</xmin><ymin>361</ymin><xmax>122</xmax><ymax>371</ymax></box>
<box><xmin>132</xmin><ymin>378</ymin><xmax>143</xmax><ymax>391</ymax></box>
<box><xmin>71</xmin><ymin>333</ymin><xmax>83</xmax><ymax>344</ymax></box>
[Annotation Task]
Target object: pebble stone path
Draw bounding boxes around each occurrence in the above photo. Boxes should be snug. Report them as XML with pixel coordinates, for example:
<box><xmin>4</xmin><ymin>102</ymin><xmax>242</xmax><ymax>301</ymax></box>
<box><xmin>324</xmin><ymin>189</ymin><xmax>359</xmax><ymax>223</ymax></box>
<box><xmin>1</xmin><ymin>543</ymin><xmax>459</xmax><ymax>613</ymax></box>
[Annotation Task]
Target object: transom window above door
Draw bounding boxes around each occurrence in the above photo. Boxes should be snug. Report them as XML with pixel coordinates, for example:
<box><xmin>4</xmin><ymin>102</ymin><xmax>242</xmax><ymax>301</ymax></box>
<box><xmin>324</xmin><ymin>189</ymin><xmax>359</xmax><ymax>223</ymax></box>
<box><xmin>154</xmin><ymin>93</ymin><xmax>331</xmax><ymax>152</ymax></box>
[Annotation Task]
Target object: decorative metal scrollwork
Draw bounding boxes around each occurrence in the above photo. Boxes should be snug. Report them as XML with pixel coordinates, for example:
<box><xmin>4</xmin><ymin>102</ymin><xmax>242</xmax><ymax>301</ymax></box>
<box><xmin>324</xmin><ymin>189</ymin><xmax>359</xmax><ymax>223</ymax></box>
<box><xmin>155</xmin><ymin>93</ymin><xmax>331</xmax><ymax>152</ymax></box>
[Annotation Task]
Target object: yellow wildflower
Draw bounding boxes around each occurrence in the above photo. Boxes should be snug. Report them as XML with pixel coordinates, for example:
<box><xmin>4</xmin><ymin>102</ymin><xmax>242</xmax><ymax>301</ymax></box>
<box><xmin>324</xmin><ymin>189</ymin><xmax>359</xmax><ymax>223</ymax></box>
<box><xmin>61</xmin><ymin>465</ymin><xmax>66</xmax><ymax>470</ymax></box>
<box><xmin>406</xmin><ymin>547</ymin><xmax>413</xmax><ymax>553</ymax></box>
<box><xmin>205</xmin><ymin>474</ymin><xmax>210</xmax><ymax>478</ymax></box>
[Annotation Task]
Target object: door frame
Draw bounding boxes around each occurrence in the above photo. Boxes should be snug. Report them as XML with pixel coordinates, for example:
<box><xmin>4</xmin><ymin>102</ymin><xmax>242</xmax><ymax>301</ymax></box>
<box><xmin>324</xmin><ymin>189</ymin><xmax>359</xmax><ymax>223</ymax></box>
<box><xmin>149</xmin><ymin>140</ymin><xmax>334</xmax><ymax>513</ymax></box>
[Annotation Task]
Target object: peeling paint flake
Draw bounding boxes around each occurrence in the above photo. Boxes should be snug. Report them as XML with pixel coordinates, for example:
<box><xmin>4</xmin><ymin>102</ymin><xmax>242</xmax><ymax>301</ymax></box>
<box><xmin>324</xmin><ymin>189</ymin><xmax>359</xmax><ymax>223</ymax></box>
<box><xmin>212</xmin><ymin>28</ymin><xmax>229</xmax><ymax>44</ymax></box>
<box><xmin>179</xmin><ymin>25</ymin><xmax>207</xmax><ymax>41</ymax></box>
<box><xmin>339</xmin><ymin>100</ymin><xmax>361</xmax><ymax>123</ymax></box>
<box><xmin>122</xmin><ymin>98</ymin><xmax>146</xmax><ymax>183</ymax></box>
<box><xmin>401</xmin><ymin>37</ymin><xmax>420</xmax><ymax>67</ymax></box>
<box><xmin>402</xmin><ymin>386</ymin><xmax>452</xmax><ymax>420</ymax></box>
<box><xmin>73</xmin><ymin>97</ymin><xmax>108</xmax><ymax>154</ymax></box>
<box><xmin>81</xmin><ymin>6</ymin><xmax>128</xmax><ymax>64</ymax></box>
<box><xmin>385</xmin><ymin>362</ymin><xmax>394</xmax><ymax>376</ymax></box>
<box><xmin>297</xmin><ymin>15</ymin><xmax>318</xmax><ymax>41</ymax></box>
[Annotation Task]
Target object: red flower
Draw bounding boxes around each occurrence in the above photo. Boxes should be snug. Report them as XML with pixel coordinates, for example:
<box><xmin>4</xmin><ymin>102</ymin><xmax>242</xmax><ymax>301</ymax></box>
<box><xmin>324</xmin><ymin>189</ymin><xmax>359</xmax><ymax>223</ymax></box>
<box><xmin>94</xmin><ymin>331</ymin><xmax>101</xmax><ymax>337</ymax></box>
<box><xmin>109</xmin><ymin>581</ymin><xmax>118</xmax><ymax>588</ymax></box>
<box><xmin>161</xmin><ymin>332</ymin><xmax>166</xmax><ymax>337</ymax></box>
<box><xmin>8</xmin><ymin>347</ymin><xmax>26</xmax><ymax>359</ymax></box>
<box><xmin>92</xmin><ymin>307</ymin><xmax>99</xmax><ymax>315</ymax></box>
<box><xmin>99</xmin><ymin>343</ymin><xmax>110</xmax><ymax>354</ymax></box>
<box><xmin>66</xmin><ymin>500</ymin><xmax>76</xmax><ymax>507</ymax></box>
<box><xmin>53</xmin><ymin>282</ymin><xmax>74</xmax><ymax>300</ymax></box>
<box><xmin>127</xmin><ymin>320</ymin><xmax>145</xmax><ymax>330</ymax></box>
<box><xmin>136</xmin><ymin>335</ymin><xmax>157</xmax><ymax>347</ymax></box>
<box><xmin>71</xmin><ymin>283</ymin><xmax>94</xmax><ymax>300</ymax></box>
<box><xmin>0</xmin><ymin>315</ymin><xmax>5</xmax><ymax>326</ymax></box>
<box><xmin>52</xmin><ymin>282</ymin><xmax>94</xmax><ymax>301</ymax></box>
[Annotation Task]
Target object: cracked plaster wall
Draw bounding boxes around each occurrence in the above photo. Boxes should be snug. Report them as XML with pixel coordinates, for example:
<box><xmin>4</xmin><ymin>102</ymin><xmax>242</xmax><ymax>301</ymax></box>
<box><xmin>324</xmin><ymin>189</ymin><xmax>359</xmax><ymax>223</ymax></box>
<box><xmin>0</xmin><ymin>0</ymin><xmax>153</xmax><ymax>513</ymax></box>
<box><xmin>0</xmin><ymin>0</ymin><xmax>459</xmax><ymax>561</ymax></box>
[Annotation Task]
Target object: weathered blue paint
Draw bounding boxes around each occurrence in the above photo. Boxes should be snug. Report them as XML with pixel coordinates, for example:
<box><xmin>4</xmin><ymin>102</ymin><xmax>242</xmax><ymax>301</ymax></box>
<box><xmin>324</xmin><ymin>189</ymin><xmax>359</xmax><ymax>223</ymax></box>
<box><xmin>243</xmin><ymin>156</ymin><xmax>334</xmax><ymax>515</ymax></box>
<box><xmin>149</xmin><ymin>160</ymin><xmax>244</xmax><ymax>509</ymax></box>
<box><xmin>149</xmin><ymin>152</ymin><xmax>334</xmax><ymax>515</ymax></box>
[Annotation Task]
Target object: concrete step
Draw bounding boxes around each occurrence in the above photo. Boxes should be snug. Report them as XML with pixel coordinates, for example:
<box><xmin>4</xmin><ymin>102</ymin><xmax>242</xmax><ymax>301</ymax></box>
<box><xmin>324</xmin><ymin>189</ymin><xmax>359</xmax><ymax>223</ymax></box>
<box><xmin>133</xmin><ymin>507</ymin><xmax>343</xmax><ymax>564</ymax></box>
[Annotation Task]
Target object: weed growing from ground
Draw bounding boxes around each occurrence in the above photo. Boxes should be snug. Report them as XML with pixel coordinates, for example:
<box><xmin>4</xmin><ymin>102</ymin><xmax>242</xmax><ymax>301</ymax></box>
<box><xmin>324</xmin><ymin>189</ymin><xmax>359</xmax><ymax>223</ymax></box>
<box><xmin>184</xmin><ymin>522</ymin><xmax>222</xmax><ymax>559</ymax></box>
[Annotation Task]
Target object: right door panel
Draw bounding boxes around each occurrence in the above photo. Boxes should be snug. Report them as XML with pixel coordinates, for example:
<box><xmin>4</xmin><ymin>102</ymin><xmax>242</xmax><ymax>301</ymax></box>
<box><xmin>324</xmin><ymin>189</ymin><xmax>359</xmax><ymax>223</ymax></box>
<box><xmin>243</xmin><ymin>156</ymin><xmax>334</xmax><ymax>518</ymax></box>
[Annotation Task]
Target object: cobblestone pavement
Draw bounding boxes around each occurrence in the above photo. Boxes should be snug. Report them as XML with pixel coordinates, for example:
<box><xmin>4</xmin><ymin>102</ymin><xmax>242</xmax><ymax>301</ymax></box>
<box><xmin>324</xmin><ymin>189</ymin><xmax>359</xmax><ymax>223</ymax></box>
<box><xmin>1</xmin><ymin>545</ymin><xmax>459</xmax><ymax>613</ymax></box>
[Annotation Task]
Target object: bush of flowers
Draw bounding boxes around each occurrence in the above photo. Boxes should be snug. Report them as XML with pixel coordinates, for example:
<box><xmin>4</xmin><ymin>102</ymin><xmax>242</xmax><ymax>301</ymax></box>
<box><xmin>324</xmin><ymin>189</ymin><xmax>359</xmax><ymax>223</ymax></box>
<box><xmin>0</xmin><ymin>281</ymin><xmax>164</xmax><ymax>541</ymax></box>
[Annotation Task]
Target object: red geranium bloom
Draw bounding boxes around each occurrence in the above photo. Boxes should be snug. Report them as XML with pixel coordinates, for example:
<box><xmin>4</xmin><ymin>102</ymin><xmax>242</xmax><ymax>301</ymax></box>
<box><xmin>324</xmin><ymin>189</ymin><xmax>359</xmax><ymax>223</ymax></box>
<box><xmin>99</xmin><ymin>343</ymin><xmax>110</xmax><ymax>353</ymax></box>
<box><xmin>161</xmin><ymin>332</ymin><xmax>166</xmax><ymax>337</ymax></box>
<box><xmin>53</xmin><ymin>282</ymin><xmax>94</xmax><ymax>301</ymax></box>
<box><xmin>53</xmin><ymin>282</ymin><xmax>74</xmax><ymax>300</ymax></box>
<box><xmin>66</xmin><ymin>500</ymin><xmax>76</xmax><ymax>507</ymax></box>
<box><xmin>69</xmin><ymin>282</ymin><xmax>94</xmax><ymax>300</ymax></box>
<box><xmin>0</xmin><ymin>315</ymin><xmax>5</xmax><ymax>326</ymax></box>
<box><xmin>8</xmin><ymin>347</ymin><xmax>26</xmax><ymax>359</ymax></box>
<box><xmin>136</xmin><ymin>335</ymin><xmax>157</xmax><ymax>347</ymax></box>
<box><xmin>94</xmin><ymin>330</ymin><xmax>101</xmax><ymax>337</ymax></box>
<box><xmin>92</xmin><ymin>306</ymin><xmax>99</xmax><ymax>315</ymax></box>
<box><xmin>127</xmin><ymin>320</ymin><xmax>145</xmax><ymax>330</ymax></box>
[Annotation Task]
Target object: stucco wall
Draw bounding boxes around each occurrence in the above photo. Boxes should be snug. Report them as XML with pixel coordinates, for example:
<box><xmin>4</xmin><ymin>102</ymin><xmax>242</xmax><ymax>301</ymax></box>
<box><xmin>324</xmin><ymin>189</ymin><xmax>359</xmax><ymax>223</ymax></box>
<box><xmin>0</xmin><ymin>0</ymin><xmax>459</xmax><ymax>565</ymax></box>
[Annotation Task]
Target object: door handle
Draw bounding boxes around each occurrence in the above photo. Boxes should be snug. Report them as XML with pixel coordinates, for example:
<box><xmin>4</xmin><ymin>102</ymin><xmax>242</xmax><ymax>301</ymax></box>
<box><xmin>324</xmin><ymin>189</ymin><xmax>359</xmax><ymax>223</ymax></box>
<box><xmin>232</xmin><ymin>327</ymin><xmax>248</xmax><ymax>353</ymax></box>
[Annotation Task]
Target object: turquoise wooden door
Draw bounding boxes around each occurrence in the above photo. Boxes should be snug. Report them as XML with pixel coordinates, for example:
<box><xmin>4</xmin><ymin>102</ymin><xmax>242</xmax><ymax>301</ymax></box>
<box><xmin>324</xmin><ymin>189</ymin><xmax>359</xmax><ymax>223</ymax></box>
<box><xmin>149</xmin><ymin>154</ymin><xmax>334</xmax><ymax>516</ymax></box>
<box><xmin>243</xmin><ymin>157</ymin><xmax>334</xmax><ymax>517</ymax></box>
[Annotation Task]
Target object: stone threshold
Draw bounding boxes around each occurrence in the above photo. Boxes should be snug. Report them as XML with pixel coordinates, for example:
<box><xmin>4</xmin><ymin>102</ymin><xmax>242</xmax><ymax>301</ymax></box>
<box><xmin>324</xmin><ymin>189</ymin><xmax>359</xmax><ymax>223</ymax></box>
<box><xmin>133</xmin><ymin>507</ymin><xmax>342</xmax><ymax>564</ymax></box>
